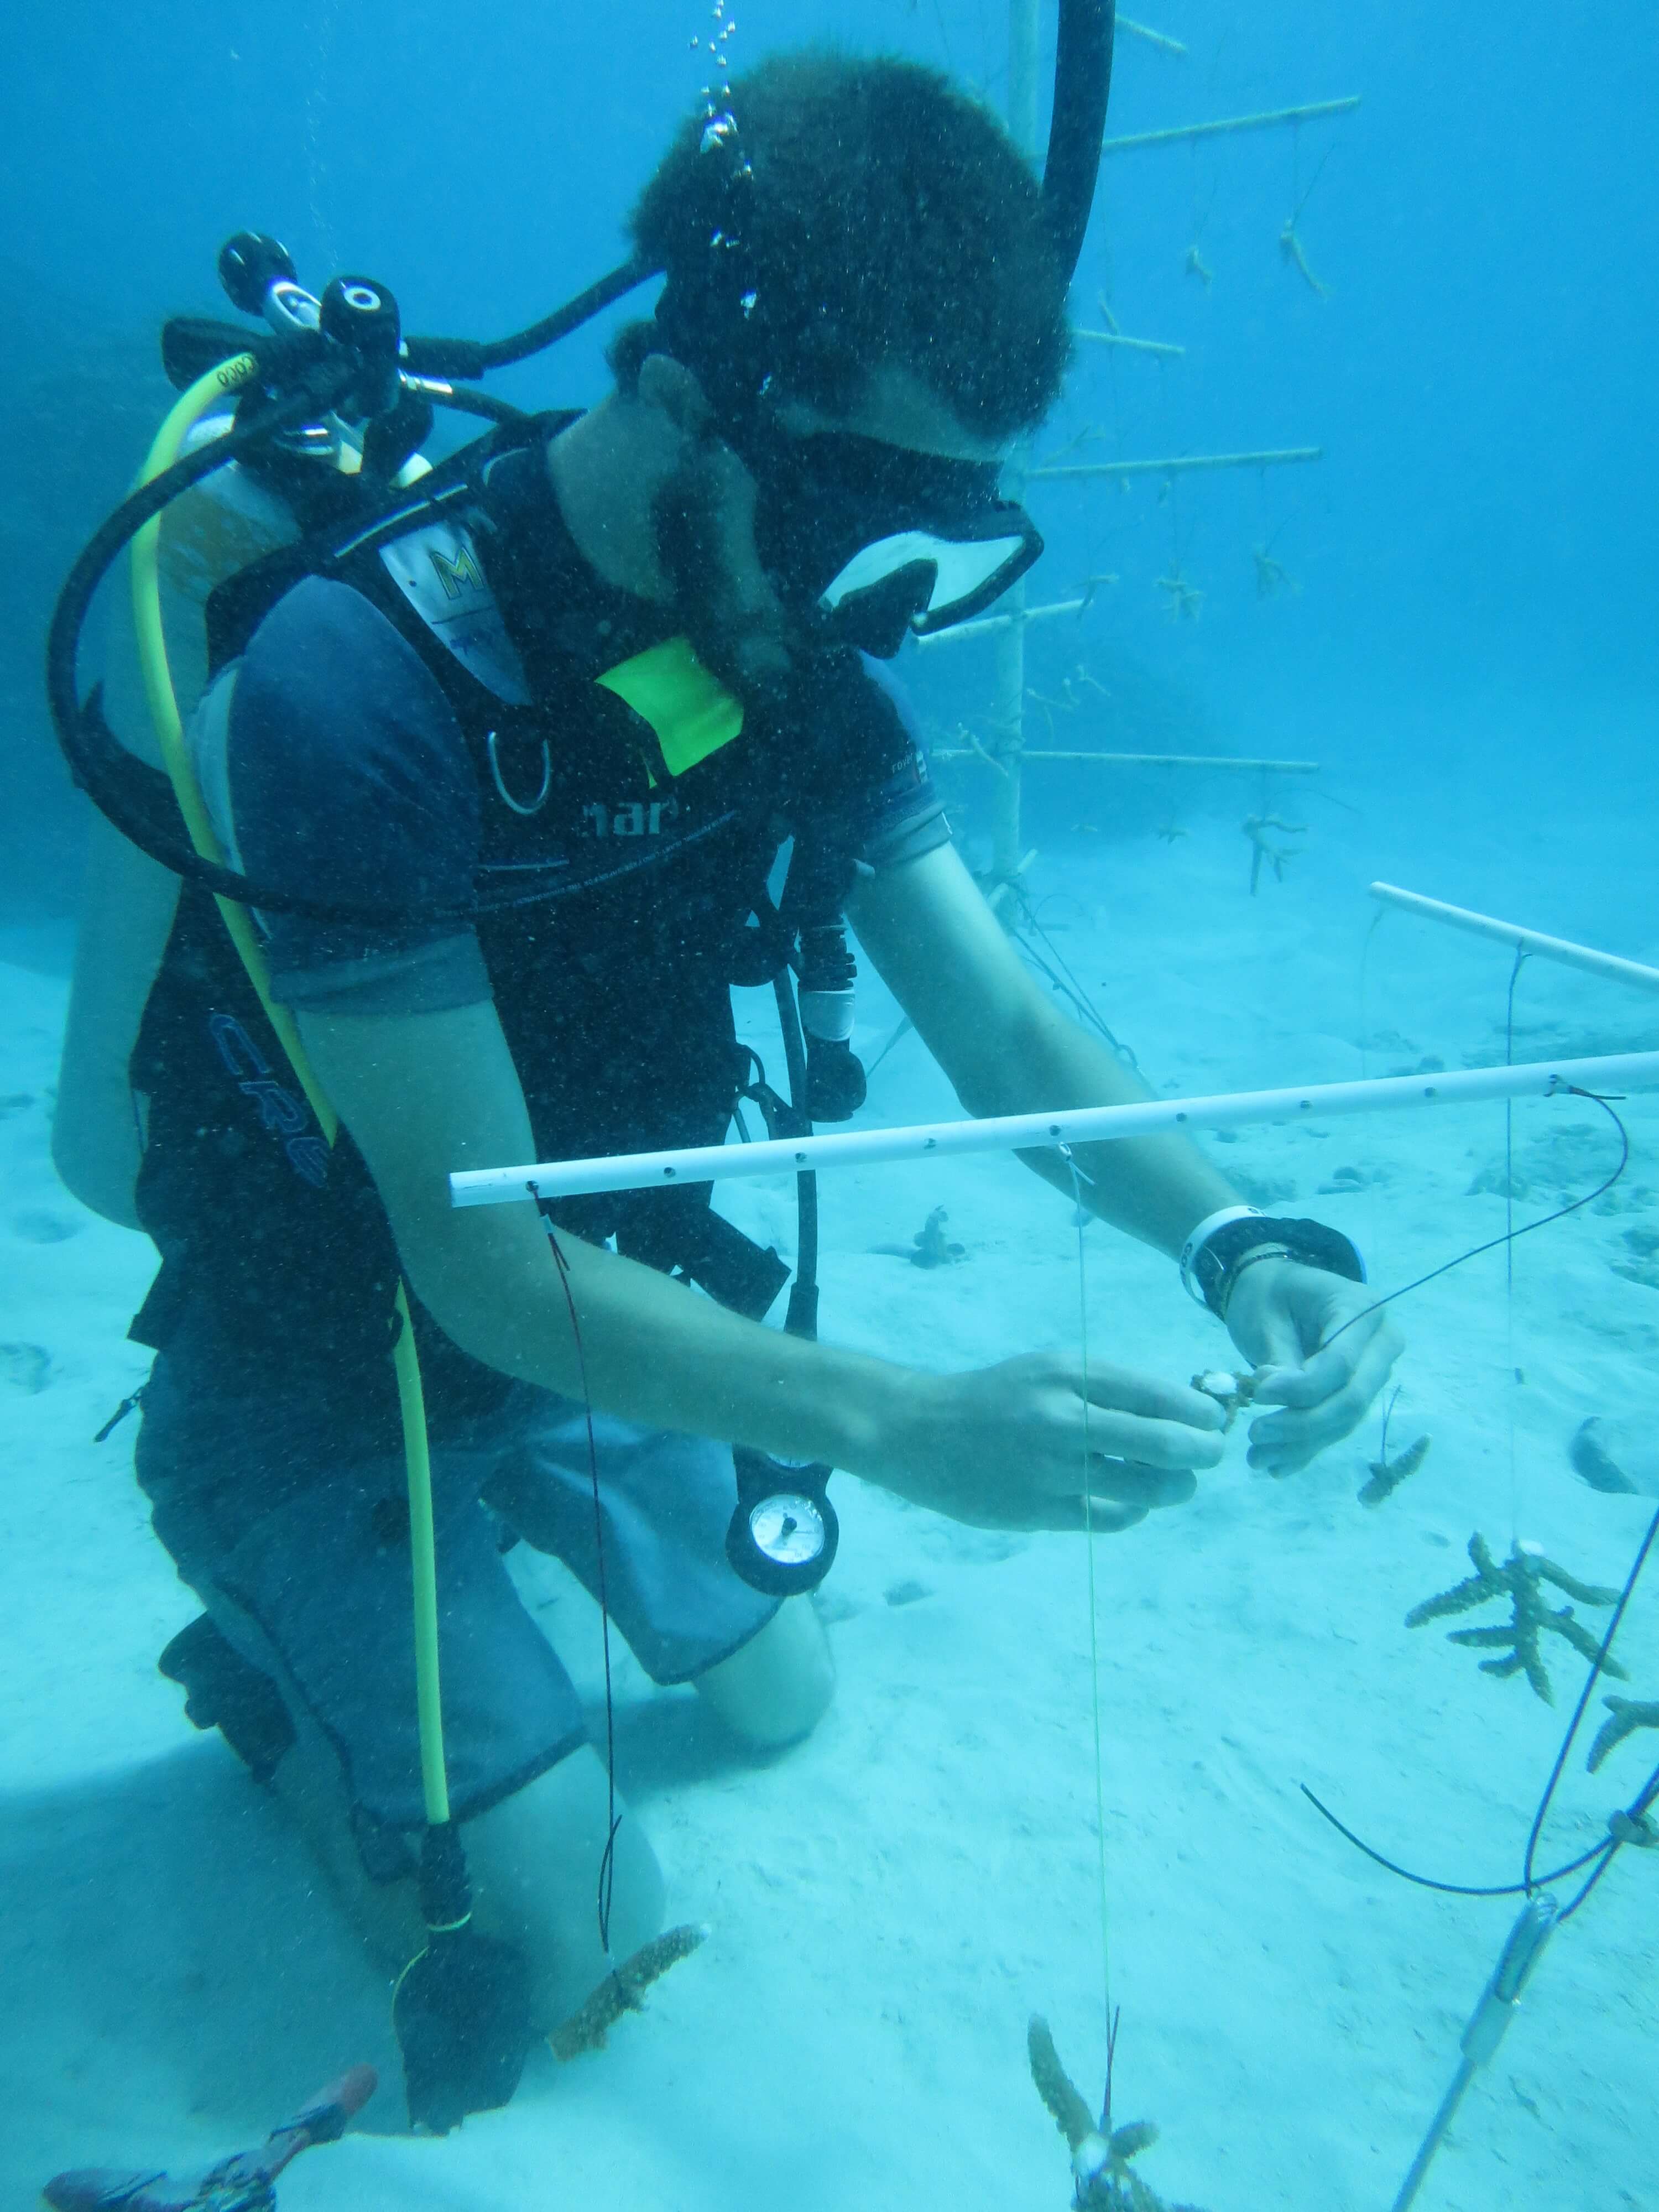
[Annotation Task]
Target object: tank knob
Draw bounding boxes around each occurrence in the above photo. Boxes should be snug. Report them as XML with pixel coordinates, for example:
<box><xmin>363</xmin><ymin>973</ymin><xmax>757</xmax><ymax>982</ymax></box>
<box><xmin>319</xmin><ymin>276</ymin><xmax>403</xmax><ymax>419</ymax></box>
<box><xmin>218</xmin><ymin>231</ymin><xmax>298</xmax><ymax>317</ymax></box>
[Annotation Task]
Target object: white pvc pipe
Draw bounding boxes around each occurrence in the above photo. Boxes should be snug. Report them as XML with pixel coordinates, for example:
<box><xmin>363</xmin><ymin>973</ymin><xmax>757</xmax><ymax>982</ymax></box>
<box><xmin>912</xmin><ymin>596</ymin><xmax>1087</xmax><ymax>648</ymax></box>
<box><xmin>1371</xmin><ymin>883</ymin><xmax>1659</xmax><ymax>995</ymax></box>
<box><xmin>1031</xmin><ymin>447</ymin><xmax>1323</xmax><ymax>482</ymax></box>
<box><xmin>1100</xmin><ymin>97</ymin><xmax>1361</xmax><ymax>156</ymax></box>
<box><xmin>1074</xmin><ymin>328</ymin><xmax>1186</xmax><ymax>358</ymax></box>
<box><xmin>449</xmin><ymin>1051</ymin><xmax>1659</xmax><ymax>1209</ymax></box>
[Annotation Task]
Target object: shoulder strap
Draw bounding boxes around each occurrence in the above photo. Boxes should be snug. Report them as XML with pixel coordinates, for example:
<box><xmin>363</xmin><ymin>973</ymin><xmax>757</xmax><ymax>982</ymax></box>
<box><xmin>203</xmin><ymin>413</ymin><xmax>573</xmax><ymax>679</ymax></box>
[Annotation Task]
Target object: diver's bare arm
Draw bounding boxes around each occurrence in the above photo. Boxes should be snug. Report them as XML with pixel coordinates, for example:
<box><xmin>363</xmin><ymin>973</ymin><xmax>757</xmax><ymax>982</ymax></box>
<box><xmin>848</xmin><ymin>842</ymin><xmax>1239</xmax><ymax>1255</ymax></box>
<box><xmin>295</xmin><ymin>999</ymin><xmax>906</xmax><ymax>1470</ymax></box>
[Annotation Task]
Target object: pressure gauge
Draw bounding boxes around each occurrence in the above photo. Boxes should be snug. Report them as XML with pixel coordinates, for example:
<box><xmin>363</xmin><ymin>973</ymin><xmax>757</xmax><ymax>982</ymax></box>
<box><xmin>727</xmin><ymin>1451</ymin><xmax>839</xmax><ymax>1597</ymax></box>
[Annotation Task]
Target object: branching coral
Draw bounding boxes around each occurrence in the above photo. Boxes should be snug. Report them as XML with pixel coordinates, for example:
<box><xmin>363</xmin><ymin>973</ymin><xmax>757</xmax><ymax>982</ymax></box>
<box><xmin>1406</xmin><ymin>1535</ymin><xmax>1627</xmax><ymax>1705</ymax></box>
<box><xmin>1241</xmin><ymin>814</ymin><xmax>1304</xmax><ymax>894</ymax></box>
<box><xmin>1587</xmin><ymin>1695</ymin><xmax>1659</xmax><ymax>1776</ymax></box>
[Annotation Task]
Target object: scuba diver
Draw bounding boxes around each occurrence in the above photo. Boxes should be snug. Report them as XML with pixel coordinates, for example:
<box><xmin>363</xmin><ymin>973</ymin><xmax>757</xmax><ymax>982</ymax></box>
<box><xmin>49</xmin><ymin>30</ymin><xmax>1400</xmax><ymax>2132</ymax></box>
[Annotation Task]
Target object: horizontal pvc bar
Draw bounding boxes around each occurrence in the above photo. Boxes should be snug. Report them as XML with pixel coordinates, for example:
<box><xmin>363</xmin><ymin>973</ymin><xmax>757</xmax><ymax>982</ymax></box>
<box><xmin>1031</xmin><ymin>447</ymin><xmax>1323</xmax><ymax>481</ymax></box>
<box><xmin>1074</xmin><ymin>328</ymin><xmax>1186</xmax><ymax>357</ymax></box>
<box><xmin>1101</xmin><ymin>97</ymin><xmax>1361</xmax><ymax>155</ymax></box>
<box><xmin>1371</xmin><ymin>883</ymin><xmax>1659</xmax><ymax>994</ymax></box>
<box><xmin>1117</xmin><ymin>15</ymin><xmax>1187</xmax><ymax>55</ymax></box>
<box><xmin>930</xmin><ymin>749</ymin><xmax>1320</xmax><ymax>773</ymax></box>
<box><xmin>912</xmin><ymin>596</ymin><xmax>1088</xmax><ymax>646</ymax></box>
<box><xmin>450</xmin><ymin>1051</ymin><xmax>1659</xmax><ymax>1208</ymax></box>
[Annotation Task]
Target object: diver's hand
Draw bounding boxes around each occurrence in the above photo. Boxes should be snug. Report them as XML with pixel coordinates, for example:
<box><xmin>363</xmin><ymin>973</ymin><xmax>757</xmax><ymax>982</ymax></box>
<box><xmin>1223</xmin><ymin>1257</ymin><xmax>1402</xmax><ymax>1475</ymax></box>
<box><xmin>874</xmin><ymin>1354</ymin><xmax>1225</xmax><ymax>1532</ymax></box>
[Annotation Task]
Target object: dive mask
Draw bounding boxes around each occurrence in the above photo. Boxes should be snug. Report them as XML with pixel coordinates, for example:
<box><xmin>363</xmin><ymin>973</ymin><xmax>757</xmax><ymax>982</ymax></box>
<box><xmin>741</xmin><ymin>424</ymin><xmax>1042</xmax><ymax>659</ymax></box>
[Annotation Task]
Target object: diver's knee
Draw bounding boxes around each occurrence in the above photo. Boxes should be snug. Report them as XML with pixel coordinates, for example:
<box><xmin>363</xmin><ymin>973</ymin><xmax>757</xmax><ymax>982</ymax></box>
<box><xmin>695</xmin><ymin>1598</ymin><xmax>836</xmax><ymax>1750</ymax></box>
<box><xmin>466</xmin><ymin>1748</ymin><xmax>665</xmax><ymax>2032</ymax></box>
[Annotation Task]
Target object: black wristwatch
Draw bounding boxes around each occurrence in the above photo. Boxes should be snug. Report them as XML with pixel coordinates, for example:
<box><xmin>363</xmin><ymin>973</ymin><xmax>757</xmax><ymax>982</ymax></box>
<box><xmin>1180</xmin><ymin>1206</ymin><xmax>1365</xmax><ymax>1321</ymax></box>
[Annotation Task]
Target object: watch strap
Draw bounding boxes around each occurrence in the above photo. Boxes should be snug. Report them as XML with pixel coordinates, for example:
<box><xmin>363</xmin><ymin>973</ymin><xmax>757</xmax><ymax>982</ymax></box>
<box><xmin>1190</xmin><ymin>1213</ymin><xmax>1366</xmax><ymax>1320</ymax></box>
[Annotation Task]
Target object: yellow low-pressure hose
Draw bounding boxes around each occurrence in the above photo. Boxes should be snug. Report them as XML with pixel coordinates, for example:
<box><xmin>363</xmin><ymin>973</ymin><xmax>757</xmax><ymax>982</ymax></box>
<box><xmin>130</xmin><ymin>364</ymin><xmax>452</xmax><ymax>1830</ymax></box>
<box><xmin>129</xmin><ymin>355</ymin><xmax>333</xmax><ymax>1127</ymax></box>
<box><xmin>395</xmin><ymin>1297</ymin><xmax>451</xmax><ymax>1826</ymax></box>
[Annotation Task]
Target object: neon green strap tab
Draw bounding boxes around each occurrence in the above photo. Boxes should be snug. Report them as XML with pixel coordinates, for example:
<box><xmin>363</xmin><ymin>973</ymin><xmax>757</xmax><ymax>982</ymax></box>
<box><xmin>596</xmin><ymin>635</ymin><xmax>743</xmax><ymax>779</ymax></box>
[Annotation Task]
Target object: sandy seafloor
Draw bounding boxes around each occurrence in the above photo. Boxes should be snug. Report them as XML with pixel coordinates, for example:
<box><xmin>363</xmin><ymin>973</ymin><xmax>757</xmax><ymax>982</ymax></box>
<box><xmin>4</xmin><ymin>723</ymin><xmax>1658</xmax><ymax>2212</ymax></box>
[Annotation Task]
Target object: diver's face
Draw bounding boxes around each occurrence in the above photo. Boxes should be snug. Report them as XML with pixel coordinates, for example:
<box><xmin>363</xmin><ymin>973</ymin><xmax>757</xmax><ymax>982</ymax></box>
<box><xmin>749</xmin><ymin>373</ymin><xmax>1039</xmax><ymax>660</ymax></box>
<box><xmin>648</xmin><ymin>357</ymin><xmax>1024</xmax><ymax>695</ymax></box>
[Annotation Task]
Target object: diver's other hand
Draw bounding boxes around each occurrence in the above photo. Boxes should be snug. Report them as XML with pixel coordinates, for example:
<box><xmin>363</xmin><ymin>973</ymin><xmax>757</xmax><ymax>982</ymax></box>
<box><xmin>875</xmin><ymin>1354</ymin><xmax>1225</xmax><ymax>1532</ymax></box>
<box><xmin>1223</xmin><ymin>1258</ymin><xmax>1402</xmax><ymax>1475</ymax></box>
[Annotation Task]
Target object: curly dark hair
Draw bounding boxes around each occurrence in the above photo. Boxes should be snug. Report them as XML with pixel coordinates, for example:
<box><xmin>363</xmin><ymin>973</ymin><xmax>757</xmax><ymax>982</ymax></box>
<box><xmin>624</xmin><ymin>48</ymin><xmax>1072</xmax><ymax>440</ymax></box>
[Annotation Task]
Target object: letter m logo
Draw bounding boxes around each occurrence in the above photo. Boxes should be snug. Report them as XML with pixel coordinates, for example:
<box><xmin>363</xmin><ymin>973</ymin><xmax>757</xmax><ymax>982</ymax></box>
<box><xmin>428</xmin><ymin>542</ymin><xmax>485</xmax><ymax>599</ymax></box>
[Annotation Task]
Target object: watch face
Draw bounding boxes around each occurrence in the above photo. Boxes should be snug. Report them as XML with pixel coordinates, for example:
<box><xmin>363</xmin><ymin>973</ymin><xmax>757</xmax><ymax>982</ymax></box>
<box><xmin>748</xmin><ymin>1493</ymin><xmax>827</xmax><ymax>1568</ymax></box>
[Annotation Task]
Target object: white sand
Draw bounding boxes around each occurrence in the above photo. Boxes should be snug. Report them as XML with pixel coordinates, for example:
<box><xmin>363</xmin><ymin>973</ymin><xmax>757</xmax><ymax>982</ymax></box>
<box><xmin>3</xmin><ymin>770</ymin><xmax>1658</xmax><ymax>2212</ymax></box>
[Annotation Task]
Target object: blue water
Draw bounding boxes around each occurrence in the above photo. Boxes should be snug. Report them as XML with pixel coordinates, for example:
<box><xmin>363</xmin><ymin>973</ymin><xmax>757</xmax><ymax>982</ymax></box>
<box><xmin>4</xmin><ymin>5</ymin><xmax>1658</xmax><ymax>2206</ymax></box>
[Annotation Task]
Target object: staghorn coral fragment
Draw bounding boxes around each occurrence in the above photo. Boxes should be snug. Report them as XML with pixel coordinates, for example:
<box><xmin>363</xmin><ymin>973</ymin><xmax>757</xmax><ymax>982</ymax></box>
<box><xmin>1358</xmin><ymin>1432</ymin><xmax>1430</xmax><ymax>1509</ymax></box>
<box><xmin>870</xmin><ymin>1206</ymin><xmax>967</xmax><ymax>1267</ymax></box>
<box><xmin>1029</xmin><ymin>2015</ymin><xmax>1097</xmax><ymax>2152</ymax></box>
<box><xmin>549</xmin><ymin>1923</ymin><xmax>707</xmax><ymax>2061</ymax></box>
<box><xmin>1253</xmin><ymin>543</ymin><xmax>1296</xmax><ymax>599</ymax></box>
<box><xmin>1586</xmin><ymin>1696</ymin><xmax>1659</xmax><ymax>1775</ymax></box>
<box><xmin>911</xmin><ymin>1206</ymin><xmax>967</xmax><ymax>1269</ymax></box>
<box><xmin>1027</xmin><ymin>2015</ymin><xmax>1208</xmax><ymax>2211</ymax></box>
<box><xmin>1156</xmin><ymin>565</ymin><xmax>1204</xmax><ymax>623</ymax></box>
<box><xmin>1278</xmin><ymin>218</ymin><xmax>1329</xmax><ymax>297</ymax></box>
<box><xmin>1241</xmin><ymin>813</ymin><xmax>1305</xmax><ymax>895</ymax></box>
<box><xmin>1407</xmin><ymin>1534</ymin><xmax>1627</xmax><ymax>1706</ymax></box>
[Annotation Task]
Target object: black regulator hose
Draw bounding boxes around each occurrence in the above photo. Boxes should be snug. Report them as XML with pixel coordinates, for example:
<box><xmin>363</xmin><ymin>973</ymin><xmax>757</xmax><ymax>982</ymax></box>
<box><xmin>398</xmin><ymin>7</ymin><xmax>1112</xmax><ymax>385</ymax></box>
<box><xmin>403</xmin><ymin>255</ymin><xmax>660</xmax><ymax>383</ymax></box>
<box><xmin>43</xmin><ymin>366</ymin><xmax>398</xmax><ymax>919</ymax></box>
<box><xmin>45</xmin><ymin>364</ymin><xmax>536</xmax><ymax>924</ymax></box>
<box><xmin>1044</xmin><ymin>0</ymin><xmax>1117</xmax><ymax>285</ymax></box>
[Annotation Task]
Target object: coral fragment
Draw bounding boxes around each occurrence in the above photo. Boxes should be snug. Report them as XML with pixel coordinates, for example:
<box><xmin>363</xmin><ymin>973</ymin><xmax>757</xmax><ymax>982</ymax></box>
<box><xmin>1358</xmin><ymin>1432</ymin><xmax>1430</xmax><ymax>1509</ymax></box>
<box><xmin>1586</xmin><ymin>1695</ymin><xmax>1659</xmax><ymax>1775</ymax></box>
<box><xmin>548</xmin><ymin>1923</ymin><xmax>707</xmax><ymax>2060</ymax></box>
<box><xmin>1027</xmin><ymin>2015</ymin><xmax>1208</xmax><ymax>2211</ymax></box>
